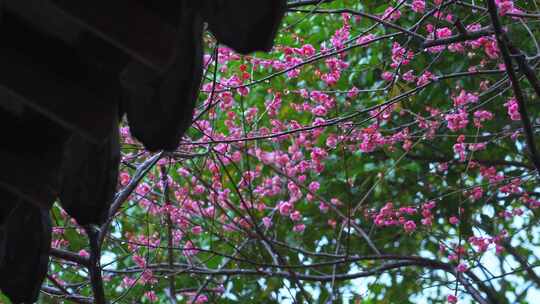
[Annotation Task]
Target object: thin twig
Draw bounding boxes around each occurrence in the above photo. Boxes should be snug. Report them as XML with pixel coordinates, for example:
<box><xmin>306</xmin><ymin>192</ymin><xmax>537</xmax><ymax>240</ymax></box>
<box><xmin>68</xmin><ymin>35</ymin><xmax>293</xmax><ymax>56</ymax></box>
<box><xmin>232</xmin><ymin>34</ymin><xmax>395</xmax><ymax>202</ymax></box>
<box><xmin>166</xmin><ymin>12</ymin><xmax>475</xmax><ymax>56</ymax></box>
<box><xmin>161</xmin><ymin>164</ymin><xmax>177</xmax><ymax>303</ymax></box>
<box><xmin>99</xmin><ymin>152</ymin><xmax>163</xmax><ymax>246</ymax></box>
<box><xmin>287</xmin><ymin>0</ymin><xmax>336</xmax><ymax>8</ymax></box>
<box><xmin>41</xmin><ymin>286</ymin><xmax>94</xmax><ymax>304</ymax></box>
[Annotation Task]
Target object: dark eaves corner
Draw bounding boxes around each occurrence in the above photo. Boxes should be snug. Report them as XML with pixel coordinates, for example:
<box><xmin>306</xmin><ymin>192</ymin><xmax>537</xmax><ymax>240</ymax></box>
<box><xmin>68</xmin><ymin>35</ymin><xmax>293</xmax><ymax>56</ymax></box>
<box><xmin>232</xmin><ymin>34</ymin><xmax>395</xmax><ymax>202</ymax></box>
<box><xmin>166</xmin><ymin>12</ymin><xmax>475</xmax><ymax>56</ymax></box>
<box><xmin>0</xmin><ymin>1</ymin><xmax>286</xmax><ymax>303</ymax></box>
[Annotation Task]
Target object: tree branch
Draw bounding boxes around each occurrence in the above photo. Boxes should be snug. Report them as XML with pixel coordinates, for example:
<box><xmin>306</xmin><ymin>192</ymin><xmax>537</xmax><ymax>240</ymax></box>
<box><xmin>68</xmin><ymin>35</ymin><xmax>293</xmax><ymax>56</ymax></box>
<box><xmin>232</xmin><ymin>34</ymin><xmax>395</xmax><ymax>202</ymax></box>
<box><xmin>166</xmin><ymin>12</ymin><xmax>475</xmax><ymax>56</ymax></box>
<box><xmin>50</xmin><ymin>248</ymin><xmax>91</xmax><ymax>267</ymax></box>
<box><xmin>87</xmin><ymin>227</ymin><xmax>106</xmax><ymax>304</ymax></box>
<box><xmin>41</xmin><ymin>286</ymin><xmax>94</xmax><ymax>304</ymax></box>
<box><xmin>422</xmin><ymin>28</ymin><xmax>494</xmax><ymax>48</ymax></box>
<box><xmin>486</xmin><ymin>0</ymin><xmax>540</xmax><ymax>175</ymax></box>
<box><xmin>99</xmin><ymin>152</ymin><xmax>163</xmax><ymax>246</ymax></box>
<box><xmin>161</xmin><ymin>164</ymin><xmax>177</xmax><ymax>303</ymax></box>
<box><xmin>287</xmin><ymin>0</ymin><xmax>336</xmax><ymax>8</ymax></box>
<box><xmin>503</xmin><ymin>243</ymin><xmax>540</xmax><ymax>288</ymax></box>
<box><xmin>289</xmin><ymin>8</ymin><xmax>425</xmax><ymax>41</ymax></box>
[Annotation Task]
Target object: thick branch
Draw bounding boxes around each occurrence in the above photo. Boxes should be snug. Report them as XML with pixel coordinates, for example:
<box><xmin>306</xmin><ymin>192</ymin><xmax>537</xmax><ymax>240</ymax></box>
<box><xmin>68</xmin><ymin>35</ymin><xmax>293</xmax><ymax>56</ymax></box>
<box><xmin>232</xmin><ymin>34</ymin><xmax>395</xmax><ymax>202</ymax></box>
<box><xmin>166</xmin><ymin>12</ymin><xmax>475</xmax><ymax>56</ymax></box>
<box><xmin>486</xmin><ymin>0</ymin><xmax>540</xmax><ymax>175</ymax></box>
<box><xmin>50</xmin><ymin>248</ymin><xmax>91</xmax><ymax>267</ymax></box>
<box><xmin>87</xmin><ymin>227</ymin><xmax>106</xmax><ymax>304</ymax></box>
<box><xmin>505</xmin><ymin>42</ymin><xmax>540</xmax><ymax>102</ymax></box>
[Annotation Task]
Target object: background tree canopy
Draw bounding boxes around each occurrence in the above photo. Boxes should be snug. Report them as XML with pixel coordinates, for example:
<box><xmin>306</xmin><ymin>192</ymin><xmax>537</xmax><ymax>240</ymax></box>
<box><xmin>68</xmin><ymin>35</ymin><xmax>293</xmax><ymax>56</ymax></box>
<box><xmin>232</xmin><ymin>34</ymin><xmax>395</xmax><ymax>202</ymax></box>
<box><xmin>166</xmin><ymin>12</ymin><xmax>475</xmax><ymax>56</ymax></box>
<box><xmin>4</xmin><ymin>0</ymin><xmax>540</xmax><ymax>303</ymax></box>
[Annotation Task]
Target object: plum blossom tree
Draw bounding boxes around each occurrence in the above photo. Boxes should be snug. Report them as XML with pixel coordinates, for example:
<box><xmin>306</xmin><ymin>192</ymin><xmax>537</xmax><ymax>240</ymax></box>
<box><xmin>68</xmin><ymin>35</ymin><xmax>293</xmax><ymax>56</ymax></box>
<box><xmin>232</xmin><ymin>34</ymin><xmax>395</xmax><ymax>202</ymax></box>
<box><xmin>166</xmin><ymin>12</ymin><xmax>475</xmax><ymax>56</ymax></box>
<box><xmin>22</xmin><ymin>0</ymin><xmax>540</xmax><ymax>303</ymax></box>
